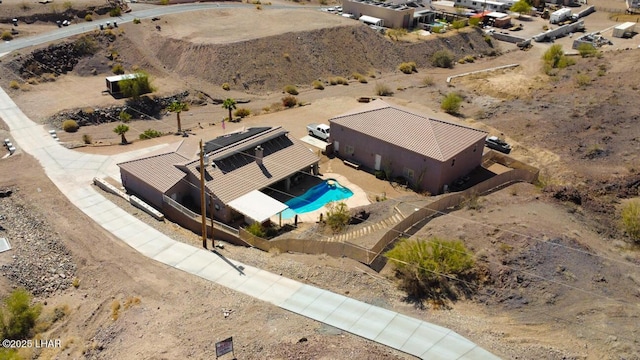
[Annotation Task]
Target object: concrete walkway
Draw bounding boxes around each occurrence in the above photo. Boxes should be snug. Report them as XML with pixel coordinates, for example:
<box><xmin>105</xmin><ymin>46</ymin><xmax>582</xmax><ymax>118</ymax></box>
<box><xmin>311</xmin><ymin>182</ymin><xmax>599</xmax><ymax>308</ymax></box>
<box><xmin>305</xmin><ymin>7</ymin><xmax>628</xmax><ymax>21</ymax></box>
<box><xmin>0</xmin><ymin>84</ymin><xmax>500</xmax><ymax>359</ymax></box>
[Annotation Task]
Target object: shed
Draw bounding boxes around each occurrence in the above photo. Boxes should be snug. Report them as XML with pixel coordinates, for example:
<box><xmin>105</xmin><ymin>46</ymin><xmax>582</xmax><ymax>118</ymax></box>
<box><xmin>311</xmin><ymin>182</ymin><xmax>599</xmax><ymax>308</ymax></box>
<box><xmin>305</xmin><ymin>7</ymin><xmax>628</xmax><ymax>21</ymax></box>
<box><xmin>359</xmin><ymin>15</ymin><xmax>384</xmax><ymax>26</ymax></box>
<box><xmin>612</xmin><ymin>22</ymin><xmax>636</xmax><ymax>38</ymax></box>
<box><xmin>105</xmin><ymin>73</ymin><xmax>141</xmax><ymax>96</ymax></box>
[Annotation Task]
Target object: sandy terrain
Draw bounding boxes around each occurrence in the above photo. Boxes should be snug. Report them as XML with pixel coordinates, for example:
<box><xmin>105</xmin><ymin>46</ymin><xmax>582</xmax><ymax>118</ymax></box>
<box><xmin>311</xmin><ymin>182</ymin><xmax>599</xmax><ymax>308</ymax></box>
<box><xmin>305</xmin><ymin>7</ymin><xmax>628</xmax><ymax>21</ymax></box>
<box><xmin>1</xmin><ymin>1</ymin><xmax>640</xmax><ymax>359</ymax></box>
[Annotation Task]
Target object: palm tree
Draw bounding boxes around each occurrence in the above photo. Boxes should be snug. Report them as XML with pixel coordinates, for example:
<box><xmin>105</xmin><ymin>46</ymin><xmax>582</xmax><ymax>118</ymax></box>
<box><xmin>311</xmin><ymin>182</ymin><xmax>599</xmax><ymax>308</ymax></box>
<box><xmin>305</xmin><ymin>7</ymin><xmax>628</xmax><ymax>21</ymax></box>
<box><xmin>167</xmin><ymin>101</ymin><xmax>188</xmax><ymax>133</ymax></box>
<box><xmin>222</xmin><ymin>98</ymin><xmax>237</xmax><ymax>123</ymax></box>
<box><xmin>113</xmin><ymin>123</ymin><xmax>130</xmax><ymax>145</ymax></box>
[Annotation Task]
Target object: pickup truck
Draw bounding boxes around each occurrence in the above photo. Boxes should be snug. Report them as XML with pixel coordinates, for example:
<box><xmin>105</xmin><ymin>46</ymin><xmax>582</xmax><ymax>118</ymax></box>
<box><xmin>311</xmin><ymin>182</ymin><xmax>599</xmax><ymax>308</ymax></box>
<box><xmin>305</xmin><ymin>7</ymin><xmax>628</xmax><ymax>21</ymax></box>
<box><xmin>307</xmin><ymin>124</ymin><xmax>330</xmax><ymax>141</ymax></box>
<box><xmin>485</xmin><ymin>136</ymin><xmax>511</xmax><ymax>154</ymax></box>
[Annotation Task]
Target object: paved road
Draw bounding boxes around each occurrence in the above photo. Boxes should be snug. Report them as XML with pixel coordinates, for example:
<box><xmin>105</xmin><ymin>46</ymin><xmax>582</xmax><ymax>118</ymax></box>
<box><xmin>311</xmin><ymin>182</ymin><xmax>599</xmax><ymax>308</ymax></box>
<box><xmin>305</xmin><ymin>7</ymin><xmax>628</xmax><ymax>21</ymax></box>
<box><xmin>0</xmin><ymin>2</ymin><xmax>304</xmax><ymax>56</ymax></box>
<box><xmin>0</xmin><ymin>5</ymin><xmax>501</xmax><ymax>358</ymax></box>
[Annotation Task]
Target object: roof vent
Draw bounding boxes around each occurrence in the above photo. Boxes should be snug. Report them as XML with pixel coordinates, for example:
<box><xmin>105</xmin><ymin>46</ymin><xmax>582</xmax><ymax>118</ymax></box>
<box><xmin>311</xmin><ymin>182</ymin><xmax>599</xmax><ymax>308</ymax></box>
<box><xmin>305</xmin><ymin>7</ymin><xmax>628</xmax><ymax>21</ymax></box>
<box><xmin>255</xmin><ymin>145</ymin><xmax>264</xmax><ymax>166</ymax></box>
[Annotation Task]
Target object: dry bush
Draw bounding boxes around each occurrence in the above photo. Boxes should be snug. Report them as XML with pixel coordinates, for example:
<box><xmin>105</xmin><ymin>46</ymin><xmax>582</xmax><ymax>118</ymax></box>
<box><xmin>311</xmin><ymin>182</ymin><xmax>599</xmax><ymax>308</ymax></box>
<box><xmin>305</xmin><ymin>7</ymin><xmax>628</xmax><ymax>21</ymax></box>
<box><xmin>62</xmin><ymin>120</ymin><xmax>79</xmax><ymax>132</ymax></box>
<box><xmin>375</xmin><ymin>83</ymin><xmax>393</xmax><ymax>96</ymax></box>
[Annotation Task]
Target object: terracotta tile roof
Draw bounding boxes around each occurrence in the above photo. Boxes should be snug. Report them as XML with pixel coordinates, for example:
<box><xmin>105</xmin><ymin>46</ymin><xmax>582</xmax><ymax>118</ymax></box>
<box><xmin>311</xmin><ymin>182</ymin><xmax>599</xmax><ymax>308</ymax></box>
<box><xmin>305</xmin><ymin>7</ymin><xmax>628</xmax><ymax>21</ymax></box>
<box><xmin>330</xmin><ymin>99</ymin><xmax>487</xmax><ymax>161</ymax></box>
<box><xmin>118</xmin><ymin>152</ymin><xmax>190</xmax><ymax>193</ymax></box>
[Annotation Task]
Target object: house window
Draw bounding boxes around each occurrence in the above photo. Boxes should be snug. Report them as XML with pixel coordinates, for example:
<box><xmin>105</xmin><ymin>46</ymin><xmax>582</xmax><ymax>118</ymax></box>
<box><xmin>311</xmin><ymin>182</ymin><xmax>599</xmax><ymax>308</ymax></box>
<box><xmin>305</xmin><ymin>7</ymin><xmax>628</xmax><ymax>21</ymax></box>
<box><xmin>403</xmin><ymin>167</ymin><xmax>414</xmax><ymax>180</ymax></box>
<box><xmin>345</xmin><ymin>145</ymin><xmax>355</xmax><ymax>155</ymax></box>
<box><xmin>473</xmin><ymin>144</ymin><xmax>477</xmax><ymax>152</ymax></box>
<box><xmin>451</xmin><ymin>159</ymin><xmax>456</xmax><ymax>167</ymax></box>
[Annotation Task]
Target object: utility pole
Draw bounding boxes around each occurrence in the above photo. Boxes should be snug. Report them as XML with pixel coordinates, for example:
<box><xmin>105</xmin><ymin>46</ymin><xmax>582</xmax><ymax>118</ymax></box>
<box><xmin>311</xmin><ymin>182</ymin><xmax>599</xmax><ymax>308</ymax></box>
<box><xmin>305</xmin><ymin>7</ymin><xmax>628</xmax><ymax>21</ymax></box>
<box><xmin>199</xmin><ymin>139</ymin><xmax>207</xmax><ymax>249</ymax></box>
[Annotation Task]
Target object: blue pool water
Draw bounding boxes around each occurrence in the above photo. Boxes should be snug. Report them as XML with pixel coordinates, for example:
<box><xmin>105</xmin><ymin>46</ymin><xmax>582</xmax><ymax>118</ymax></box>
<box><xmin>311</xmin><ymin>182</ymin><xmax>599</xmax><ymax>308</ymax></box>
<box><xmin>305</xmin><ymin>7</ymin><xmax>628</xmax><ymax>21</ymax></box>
<box><xmin>281</xmin><ymin>180</ymin><xmax>354</xmax><ymax>219</ymax></box>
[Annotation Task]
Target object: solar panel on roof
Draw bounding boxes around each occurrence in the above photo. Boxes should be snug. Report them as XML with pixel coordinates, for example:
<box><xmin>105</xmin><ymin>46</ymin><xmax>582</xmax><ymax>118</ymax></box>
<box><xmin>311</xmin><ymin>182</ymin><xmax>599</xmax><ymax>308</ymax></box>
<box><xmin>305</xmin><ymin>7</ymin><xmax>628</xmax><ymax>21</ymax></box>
<box><xmin>204</xmin><ymin>127</ymin><xmax>270</xmax><ymax>154</ymax></box>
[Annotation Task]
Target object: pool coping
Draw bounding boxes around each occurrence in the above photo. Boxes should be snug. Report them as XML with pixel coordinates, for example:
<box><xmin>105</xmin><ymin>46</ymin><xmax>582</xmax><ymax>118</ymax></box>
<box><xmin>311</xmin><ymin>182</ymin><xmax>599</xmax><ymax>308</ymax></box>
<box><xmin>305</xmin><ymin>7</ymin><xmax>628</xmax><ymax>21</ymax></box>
<box><xmin>273</xmin><ymin>173</ymin><xmax>371</xmax><ymax>225</ymax></box>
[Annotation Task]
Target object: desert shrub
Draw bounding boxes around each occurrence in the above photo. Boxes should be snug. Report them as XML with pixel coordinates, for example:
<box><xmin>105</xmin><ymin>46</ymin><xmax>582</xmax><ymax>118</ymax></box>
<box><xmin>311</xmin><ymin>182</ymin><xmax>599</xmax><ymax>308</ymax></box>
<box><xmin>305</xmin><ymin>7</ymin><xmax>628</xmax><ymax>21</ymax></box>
<box><xmin>111</xmin><ymin>300</ymin><xmax>120</xmax><ymax>320</ymax></box>
<box><xmin>431</xmin><ymin>50</ymin><xmax>454</xmax><ymax>69</ymax></box>
<box><xmin>462</xmin><ymin>191</ymin><xmax>482</xmax><ymax>210</ymax></box>
<box><xmin>9</xmin><ymin>81</ymin><xmax>19</xmax><ymax>90</ymax></box>
<box><xmin>82</xmin><ymin>134</ymin><xmax>92</xmax><ymax>144</ymax></box>
<box><xmin>62</xmin><ymin>120</ymin><xmax>79</xmax><ymax>132</ymax></box>
<box><xmin>284</xmin><ymin>85</ymin><xmax>298</xmax><ymax>95</ymax></box>
<box><xmin>621</xmin><ymin>201</ymin><xmax>640</xmax><ymax>243</ymax></box>
<box><xmin>329</xmin><ymin>76</ymin><xmax>349</xmax><ymax>85</ymax></box>
<box><xmin>73</xmin><ymin>35</ymin><xmax>98</xmax><ymax>55</ymax></box>
<box><xmin>139</xmin><ymin>129</ymin><xmax>162</xmax><ymax>140</ymax></box>
<box><xmin>84</xmin><ymin>14</ymin><xmax>93</xmax><ymax>21</ymax></box>
<box><xmin>542</xmin><ymin>44</ymin><xmax>574</xmax><ymax>73</ymax></box>
<box><xmin>221</xmin><ymin>82</ymin><xmax>230</xmax><ymax>91</ymax></box>
<box><xmin>325</xmin><ymin>201</ymin><xmax>350</xmax><ymax>233</ymax></box>
<box><xmin>72</xmin><ymin>278</ymin><xmax>80</xmax><ymax>288</ymax></box>
<box><xmin>109</xmin><ymin>7</ymin><xmax>121</xmax><ymax>17</ymax></box>
<box><xmin>451</xmin><ymin>19</ymin><xmax>466</xmax><ymax>30</ymax></box>
<box><xmin>469</xmin><ymin>17</ymin><xmax>481</xmax><ymax>27</ymax></box>
<box><xmin>352</xmin><ymin>72</ymin><xmax>367</xmax><ymax>83</ymax></box>
<box><xmin>441</xmin><ymin>93</ymin><xmax>462</xmax><ymax>114</ymax></box>
<box><xmin>0</xmin><ymin>288</ymin><xmax>42</xmax><ymax>340</ymax></box>
<box><xmin>386</xmin><ymin>237</ymin><xmax>475</xmax><ymax>300</ymax></box>
<box><xmin>1</xmin><ymin>31</ymin><xmax>14</xmax><ymax>41</ymax></box>
<box><xmin>112</xmin><ymin>63</ymin><xmax>124</xmax><ymax>74</ymax></box>
<box><xmin>422</xmin><ymin>76</ymin><xmax>434</xmax><ymax>86</ymax></box>
<box><xmin>484</xmin><ymin>35</ymin><xmax>493</xmax><ymax>45</ymax></box>
<box><xmin>119</xmin><ymin>110</ymin><xmax>132</xmax><ymax>122</ymax></box>
<box><xmin>312</xmin><ymin>80</ymin><xmax>324</xmax><ymax>90</ymax></box>
<box><xmin>431</xmin><ymin>25</ymin><xmax>443</xmax><ymax>34</ymax></box>
<box><xmin>281</xmin><ymin>95</ymin><xmax>297</xmax><ymax>108</ymax></box>
<box><xmin>462</xmin><ymin>55</ymin><xmax>475</xmax><ymax>63</ymax></box>
<box><xmin>375</xmin><ymin>83</ymin><xmax>393</xmax><ymax>96</ymax></box>
<box><xmin>575</xmin><ymin>74</ymin><xmax>591</xmax><ymax>88</ymax></box>
<box><xmin>398</xmin><ymin>61</ymin><xmax>417</xmax><ymax>74</ymax></box>
<box><xmin>246</xmin><ymin>222</ymin><xmax>266</xmax><ymax>238</ymax></box>
<box><xmin>263</xmin><ymin>102</ymin><xmax>284</xmax><ymax>113</ymax></box>
<box><xmin>133</xmin><ymin>18</ymin><xmax>141</xmax><ymax>24</ymax></box>
<box><xmin>577</xmin><ymin>43</ymin><xmax>597</xmax><ymax>58</ymax></box>
<box><xmin>234</xmin><ymin>107</ymin><xmax>251</xmax><ymax>118</ymax></box>
<box><xmin>119</xmin><ymin>71</ymin><xmax>154</xmax><ymax>99</ymax></box>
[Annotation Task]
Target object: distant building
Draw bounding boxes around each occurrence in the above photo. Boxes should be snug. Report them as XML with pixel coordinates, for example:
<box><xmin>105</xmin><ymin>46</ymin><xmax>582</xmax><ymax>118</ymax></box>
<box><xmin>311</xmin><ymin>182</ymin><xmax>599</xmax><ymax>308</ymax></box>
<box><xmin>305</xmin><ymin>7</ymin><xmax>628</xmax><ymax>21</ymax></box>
<box><xmin>329</xmin><ymin>100</ymin><xmax>487</xmax><ymax>194</ymax></box>
<box><xmin>118</xmin><ymin>126</ymin><xmax>319</xmax><ymax>224</ymax></box>
<box><xmin>343</xmin><ymin>0</ymin><xmax>435</xmax><ymax>29</ymax></box>
<box><xmin>452</xmin><ymin>0</ymin><xmax>511</xmax><ymax>12</ymax></box>
<box><xmin>628</xmin><ymin>0</ymin><xmax>640</xmax><ymax>13</ymax></box>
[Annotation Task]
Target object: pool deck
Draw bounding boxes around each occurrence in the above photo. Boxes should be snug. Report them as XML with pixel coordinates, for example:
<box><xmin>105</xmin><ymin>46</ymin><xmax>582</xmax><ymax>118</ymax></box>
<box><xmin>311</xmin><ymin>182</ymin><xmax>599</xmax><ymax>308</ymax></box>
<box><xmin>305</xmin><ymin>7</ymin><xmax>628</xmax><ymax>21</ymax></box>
<box><xmin>274</xmin><ymin>173</ymin><xmax>371</xmax><ymax>225</ymax></box>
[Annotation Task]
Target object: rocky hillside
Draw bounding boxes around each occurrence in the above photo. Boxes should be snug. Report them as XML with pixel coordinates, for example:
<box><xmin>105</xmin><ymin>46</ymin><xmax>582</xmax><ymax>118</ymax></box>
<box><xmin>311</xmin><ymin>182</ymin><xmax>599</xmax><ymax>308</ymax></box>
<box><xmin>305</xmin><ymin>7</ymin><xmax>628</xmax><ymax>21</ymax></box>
<box><xmin>142</xmin><ymin>25</ymin><xmax>498</xmax><ymax>92</ymax></box>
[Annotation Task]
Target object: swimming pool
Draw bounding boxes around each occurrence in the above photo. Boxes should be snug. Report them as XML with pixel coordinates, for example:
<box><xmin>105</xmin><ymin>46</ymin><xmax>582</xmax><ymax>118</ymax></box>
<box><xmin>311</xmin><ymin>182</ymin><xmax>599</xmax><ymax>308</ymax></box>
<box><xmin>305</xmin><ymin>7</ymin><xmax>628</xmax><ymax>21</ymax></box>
<box><xmin>281</xmin><ymin>179</ymin><xmax>354</xmax><ymax>219</ymax></box>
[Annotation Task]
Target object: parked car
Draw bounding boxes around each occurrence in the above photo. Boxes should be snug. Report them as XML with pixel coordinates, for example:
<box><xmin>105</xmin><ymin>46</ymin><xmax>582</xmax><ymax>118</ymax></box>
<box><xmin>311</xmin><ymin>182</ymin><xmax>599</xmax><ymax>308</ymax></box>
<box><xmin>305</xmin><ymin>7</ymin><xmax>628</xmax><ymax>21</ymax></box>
<box><xmin>485</xmin><ymin>136</ymin><xmax>511</xmax><ymax>154</ymax></box>
<box><xmin>307</xmin><ymin>123</ymin><xmax>330</xmax><ymax>141</ymax></box>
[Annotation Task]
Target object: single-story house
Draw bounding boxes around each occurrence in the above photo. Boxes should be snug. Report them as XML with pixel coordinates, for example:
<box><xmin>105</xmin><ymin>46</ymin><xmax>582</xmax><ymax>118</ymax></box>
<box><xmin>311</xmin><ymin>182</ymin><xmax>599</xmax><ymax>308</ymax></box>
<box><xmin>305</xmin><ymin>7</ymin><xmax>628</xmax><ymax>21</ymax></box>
<box><xmin>118</xmin><ymin>126</ymin><xmax>320</xmax><ymax>225</ymax></box>
<box><xmin>329</xmin><ymin>100</ymin><xmax>487</xmax><ymax>194</ymax></box>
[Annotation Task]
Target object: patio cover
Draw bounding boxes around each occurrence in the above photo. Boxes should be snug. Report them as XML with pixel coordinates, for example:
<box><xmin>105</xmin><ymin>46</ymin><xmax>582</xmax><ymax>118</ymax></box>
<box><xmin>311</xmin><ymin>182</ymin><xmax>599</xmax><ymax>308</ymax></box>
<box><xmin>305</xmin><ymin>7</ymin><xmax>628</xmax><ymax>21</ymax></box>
<box><xmin>227</xmin><ymin>190</ymin><xmax>288</xmax><ymax>223</ymax></box>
